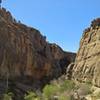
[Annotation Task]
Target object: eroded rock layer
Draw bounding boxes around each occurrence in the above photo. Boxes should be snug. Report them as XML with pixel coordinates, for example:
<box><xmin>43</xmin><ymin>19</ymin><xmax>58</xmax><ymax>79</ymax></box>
<box><xmin>72</xmin><ymin>18</ymin><xmax>100</xmax><ymax>87</ymax></box>
<box><xmin>0</xmin><ymin>8</ymin><xmax>76</xmax><ymax>99</ymax></box>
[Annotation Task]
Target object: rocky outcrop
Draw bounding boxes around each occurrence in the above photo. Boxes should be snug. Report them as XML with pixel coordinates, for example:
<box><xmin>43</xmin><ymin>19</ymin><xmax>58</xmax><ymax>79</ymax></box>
<box><xmin>71</xmin><ymin>18</ymin><xmax>100</xmax><ymax>87</ymax></box>
<box><xmin>0</xmin><ymin>7</ymin><xmax>76</xmax><ymax>99</ymax></box>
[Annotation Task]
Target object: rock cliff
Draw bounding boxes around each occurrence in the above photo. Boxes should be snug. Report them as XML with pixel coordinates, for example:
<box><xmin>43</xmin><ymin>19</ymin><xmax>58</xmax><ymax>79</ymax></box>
<box><xmin>71</xmin><ymin>18</ymin><xmax>100</xmax><ymax>87</ymax></box>
<box><xmin>0</xmin><ymin>8</ymin><xmax>76</xmax><ymax>99</ymax></box>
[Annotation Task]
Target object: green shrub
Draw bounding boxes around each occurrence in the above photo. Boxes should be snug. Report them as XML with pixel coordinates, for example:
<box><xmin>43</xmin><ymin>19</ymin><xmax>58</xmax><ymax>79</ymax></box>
<box><xmin>59</xmin><ymin>95</ymin><xmax>71</xmax><ymax>100</ymax></box>
<box><xmin>24</xmin><ymin>91</ymin><xmax>40</xmax><ymax>100</ymax></box>
<box><xmin>3</xmin><ymin>92</ymin><xmax>13</xmax><ymax>100</ymax></box>
<box><xmin>60</xmin><ymin>80</ymin><xmax>75</xmax><ymax>92</ymax></box>
<box><xmin>43</xmin><ymin>84</ymin><xmax>59</xmax><ymax>99</ymax></box>
<box><xmin>42</xmin><ymin>80</ymin><xmax>76</xmax><ymax>99</ymax></box>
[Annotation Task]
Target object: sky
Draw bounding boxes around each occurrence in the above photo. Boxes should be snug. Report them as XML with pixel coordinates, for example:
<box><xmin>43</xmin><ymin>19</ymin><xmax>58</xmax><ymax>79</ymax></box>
<box><xmin>2</xmin><ymin>0</ymin><xmax>100</xmax><ymax>52</ymax></box>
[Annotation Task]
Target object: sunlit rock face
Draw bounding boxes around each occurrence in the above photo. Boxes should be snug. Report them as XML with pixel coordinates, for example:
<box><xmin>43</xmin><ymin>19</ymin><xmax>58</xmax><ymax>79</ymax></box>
<box><xmin>0</xmin><ymin>7</ymin><xmax>76</xmax><ymax>99</ymax></box>
<box><xmin>72</xmin><ymin>18</ymin><xmax>100</xmax><ymax>87</ymax></box>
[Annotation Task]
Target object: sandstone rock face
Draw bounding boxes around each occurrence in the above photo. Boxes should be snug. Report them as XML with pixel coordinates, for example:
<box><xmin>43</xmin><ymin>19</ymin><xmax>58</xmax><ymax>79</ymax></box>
<box><xmin>0</xmin><ymin>8</ymin><xmax>76</xmax><ymax>98</ymax></box>
<box><xmin>72</xmin><ymin>18</ymin><xmax>100</xmax><ymax>87</ymax></box>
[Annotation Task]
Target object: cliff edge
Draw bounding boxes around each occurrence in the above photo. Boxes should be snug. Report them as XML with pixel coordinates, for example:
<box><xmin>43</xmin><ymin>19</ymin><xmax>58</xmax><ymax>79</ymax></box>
<box><xmin>0</xmin><ymin>8</ymin><xmax>76</xmax><ymax>99</ymax></box>
<box><xmin>71</xmin><ymin>18</ymin><xmax>100</xmax><ymax>87</ymax></box>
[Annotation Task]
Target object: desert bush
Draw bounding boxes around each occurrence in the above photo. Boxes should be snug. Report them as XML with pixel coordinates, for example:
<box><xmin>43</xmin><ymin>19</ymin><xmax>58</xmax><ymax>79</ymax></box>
<box><xmin>3</xmin><ymin>92</ymin><xmax>13</xmax><ymax>100</ymax></box>
<box><xmin>59</xmin><ymin>94</ymin><xmax>71</xmax><ymax>100</ymax></box>
<box><xmin>60</xmin><ymin>80</ymin><xmax>75</xmax><ymax>92</ymax></box>
<box><xmin>42</xmin><ymin>80</ymin><xmax>76</xmax><ymax>99</ymax></box>
<box><xmin>43</xmin><ymin>84</ymin><xmax>59</xmax><ymax>99</ymax></box>
<box><xmin>91</xmin><ymin>18</ymin><xmax>100</xmax><ymax>28</ymax></box>
<box><xmin>24</xmin><ymin>91</ymin><xmax>40</xmax><ymax>100</ymax></box>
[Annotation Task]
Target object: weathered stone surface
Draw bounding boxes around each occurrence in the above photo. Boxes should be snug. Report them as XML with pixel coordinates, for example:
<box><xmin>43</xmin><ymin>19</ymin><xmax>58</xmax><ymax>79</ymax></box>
<box><xmin>0</xmin><ymin>7</ymin><xmax>76</xmax><ymax>99</ymax></box>
<box><xmin>72</xmin><ymin>18</ymin><xmax>100</xmax><ymax>87</ymax></box>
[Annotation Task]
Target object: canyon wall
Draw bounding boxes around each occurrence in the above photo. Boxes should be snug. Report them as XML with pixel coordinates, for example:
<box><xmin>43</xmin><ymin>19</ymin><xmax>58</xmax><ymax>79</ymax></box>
<box><xmin>72</xmin><ymin>18</ymin><xmax>100</xmax><ymax>87</ymax></box>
